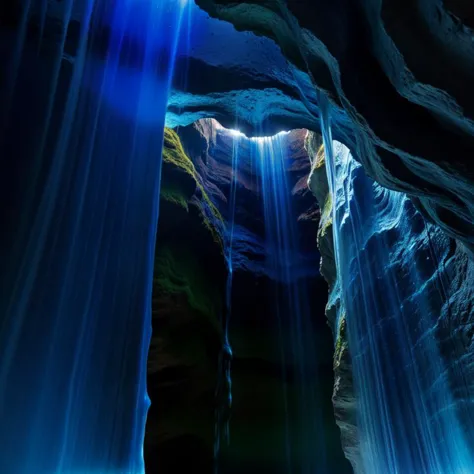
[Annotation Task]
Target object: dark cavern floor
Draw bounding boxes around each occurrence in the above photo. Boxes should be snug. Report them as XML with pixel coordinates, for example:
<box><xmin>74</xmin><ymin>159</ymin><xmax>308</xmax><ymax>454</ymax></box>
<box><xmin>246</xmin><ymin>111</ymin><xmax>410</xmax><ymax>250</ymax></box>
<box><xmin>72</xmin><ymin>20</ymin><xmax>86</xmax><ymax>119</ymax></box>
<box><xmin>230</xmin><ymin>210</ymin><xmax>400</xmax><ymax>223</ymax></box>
<box><xmin>0</xmin><ymin>0</ymin><xmax>473</xmax><ymax>473</ymax></box>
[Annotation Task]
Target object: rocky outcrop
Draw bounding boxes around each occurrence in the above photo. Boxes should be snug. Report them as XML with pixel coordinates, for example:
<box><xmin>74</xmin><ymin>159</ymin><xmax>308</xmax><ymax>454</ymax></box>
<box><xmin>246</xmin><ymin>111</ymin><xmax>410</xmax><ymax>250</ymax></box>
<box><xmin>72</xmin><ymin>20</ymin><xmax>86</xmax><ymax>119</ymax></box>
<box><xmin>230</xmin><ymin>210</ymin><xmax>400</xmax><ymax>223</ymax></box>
<box><xmin>146</xmin><ymin>128</ymin><xmax>227</xmax><ymax>473</ymax></box>
<box><xmin>9</xmin><ymin>0</ymin><xmax>473</xmax><ymax>258</ymax></box>
<box><xmin>307</xmin><ymin>133</ymin><xmax>360</xmax><ymax>471</ymax></box>
<box><xmin>189</xmin><ymin>0</ymin><xmax>474</xmax><ymax>261</ymax></box>
<box><xmin>4</xmin><ymin>2</ymin><xmax>473</xmax><ymax>468</ymax></box>
<box><xmin>308</xmin><ymin>136</ymin><xmax>474</xmax><ymax>473</ymax></box>
<box><xmin>435</xmin><ymin>237</ymin><xmax>474</xmax><ymax>444</ymax></box>
<box><xmin>168</xmin><ymin>121</ymin><xmax>352</xmax><ymax>473</ymax></box>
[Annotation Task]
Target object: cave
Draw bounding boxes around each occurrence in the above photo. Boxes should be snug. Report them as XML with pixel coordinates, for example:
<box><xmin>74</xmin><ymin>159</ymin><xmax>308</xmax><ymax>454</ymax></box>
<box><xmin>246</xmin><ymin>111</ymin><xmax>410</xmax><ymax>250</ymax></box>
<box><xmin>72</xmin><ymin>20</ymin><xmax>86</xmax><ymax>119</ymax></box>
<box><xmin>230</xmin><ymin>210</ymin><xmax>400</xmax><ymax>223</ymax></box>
<box><xmin>0</xmin><ymin>0</ymin><xmax>473</xmax><ymax>473</ymax></box>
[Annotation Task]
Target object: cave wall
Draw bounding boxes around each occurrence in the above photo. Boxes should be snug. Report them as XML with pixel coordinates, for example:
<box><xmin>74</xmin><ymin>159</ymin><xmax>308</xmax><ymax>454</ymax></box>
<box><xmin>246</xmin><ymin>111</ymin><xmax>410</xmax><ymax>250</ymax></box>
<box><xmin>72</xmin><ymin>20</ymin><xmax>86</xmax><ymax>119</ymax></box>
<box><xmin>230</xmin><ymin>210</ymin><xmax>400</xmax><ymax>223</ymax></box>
<box><xmin>307</xmin><ymin>132</ymin><xmax>360</xmax><ymax>470</ymax></box>
<box><xmin>192</xmin><ymin>0</ymin><xmax>474</xmax><ymax>262</ymax></box>
<box><xmin>11</xmin><ymin>0</ymin><xmax>471</xmax><ymax>263</ymax></box>
<box><xmin>2</xmin><ymin>2</ymin><xmax>473</xmax><ymax>470</ymax></box>
<box><xmin>306</xmin><ymin>131</ymin><xmax>474</xmax><ymax>473</ymax></box>
<box><xmin>158</xmin><ymin>121</ymin><xmax>352</xmax><ymax>473</ymax></box>
<box><xmin>146</xmin><ymin>128</ymin><xmax>227</xmax><ymax>473</ymax></box>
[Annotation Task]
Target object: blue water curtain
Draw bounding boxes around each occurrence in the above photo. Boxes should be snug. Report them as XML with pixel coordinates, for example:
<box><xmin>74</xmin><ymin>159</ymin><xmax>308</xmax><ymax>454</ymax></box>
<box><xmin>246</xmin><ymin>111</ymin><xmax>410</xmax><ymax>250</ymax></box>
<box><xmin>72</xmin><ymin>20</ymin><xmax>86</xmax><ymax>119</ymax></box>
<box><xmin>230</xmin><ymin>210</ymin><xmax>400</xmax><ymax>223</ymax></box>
<box><xmin>0</xmin><ymin>0</ymin><xmax>190</xmax><ymax>472</ymax></box>
<box><xmin>214</xmin><ymin>133</ymin><xmax>240</xmax><ymax>470</ymax></box>
<box><xmin>254</xmin><ymin>134</ymin><xmax>328</xmax><ymax>474</ymax></box>
<box><xmin>319</xmin><ymin>102</ymin><xmax>474</xmax><ymax>472</ymax></box>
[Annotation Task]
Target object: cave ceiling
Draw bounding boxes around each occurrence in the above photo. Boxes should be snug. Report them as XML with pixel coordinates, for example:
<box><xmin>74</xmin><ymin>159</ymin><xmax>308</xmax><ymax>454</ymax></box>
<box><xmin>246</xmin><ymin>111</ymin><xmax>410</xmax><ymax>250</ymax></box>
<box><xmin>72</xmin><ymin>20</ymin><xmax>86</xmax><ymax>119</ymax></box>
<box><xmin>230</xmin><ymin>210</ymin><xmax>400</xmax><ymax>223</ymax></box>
<box><xmin>167</xmin><ymin>0</ymin><xmax>474</xmax><ymax>255</ymax></box>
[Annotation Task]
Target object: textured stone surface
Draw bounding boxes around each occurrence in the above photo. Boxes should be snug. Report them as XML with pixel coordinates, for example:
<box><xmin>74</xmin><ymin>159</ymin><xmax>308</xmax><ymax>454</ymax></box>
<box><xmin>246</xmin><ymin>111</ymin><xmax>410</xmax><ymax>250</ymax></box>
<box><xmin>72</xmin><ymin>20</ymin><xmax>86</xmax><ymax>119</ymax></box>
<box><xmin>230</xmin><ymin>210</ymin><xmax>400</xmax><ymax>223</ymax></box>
<box><xmin>146</xmin><ymin>128</ymin><xmax>227</xmax><ymax>473</ymax></box>
<box><xmin>307</xmin><ymin>133</ymin><xmax>360</xmax><ymax>470</ymax></box>
<box><xmin>173</xmin><ymin>120</ymin><xmax>352</xmax><ymax>473</ymax></box>
<box><xmin>9</xmin><ymin>0</ymin><xmax>472</xmax><ymax>261</ymax></box>
<box><xmin>308</xmin><ymin>137</ymin><xmax>474</xmax><ymax>473</ymax></box>
<box><xmin>436</xmin><ymin>239</ymin><xmax>474</xmax><ymax>441</ymax></box>
<box><xmin>4</xmin><ymin>2</ymin><xmax>474</xmax><ymax>470</ymax></box>
<box><xmin>187</xmin><ymin>0</ymin><xmax>474</xmax><ymax>259</ymax></box>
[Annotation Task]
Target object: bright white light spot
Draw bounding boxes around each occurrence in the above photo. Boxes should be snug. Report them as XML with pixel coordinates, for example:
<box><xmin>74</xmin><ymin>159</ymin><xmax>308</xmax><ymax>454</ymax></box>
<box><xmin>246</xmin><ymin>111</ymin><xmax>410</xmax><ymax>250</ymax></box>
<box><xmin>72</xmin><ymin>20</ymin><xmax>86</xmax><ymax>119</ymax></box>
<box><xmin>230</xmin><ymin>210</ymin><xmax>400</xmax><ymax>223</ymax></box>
<box><xmin>228</xmin><ymin>129</ymin><xmax>246</xmax><ymax>137</ymax></box>
<box><xmin>212</xmin><ymin>119</ymin><xmax>290</xmax><ymax>140</ymax></box>
<box><xmin>250</xmin><ymin>130</ymin><xmax>289</xmax><ymax>142</ymax></box>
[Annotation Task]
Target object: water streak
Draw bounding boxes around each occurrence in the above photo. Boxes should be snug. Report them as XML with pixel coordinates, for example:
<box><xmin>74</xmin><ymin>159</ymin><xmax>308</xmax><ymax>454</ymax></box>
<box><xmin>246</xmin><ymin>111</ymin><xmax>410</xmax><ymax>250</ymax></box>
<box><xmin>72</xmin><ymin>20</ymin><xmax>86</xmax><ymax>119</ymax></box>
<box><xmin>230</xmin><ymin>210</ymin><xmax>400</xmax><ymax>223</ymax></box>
<box><xmin>319</xmin><ymin>100</ymin><xmax>474</xmax><ymax>473</ymax></box>
<box><xmin>254</xmin><ymin>133</ymin><xmax>328</xmax><ymax>474</ymax></box>
<box><xmin>214</xmin><ymin>132</ymin><xmax>240</xmax><ymax>469</ymax></box>
<box><xmin>0</xmin><ymin>0</ymin><xmax>189</xmax><ymax>471</ymax></box>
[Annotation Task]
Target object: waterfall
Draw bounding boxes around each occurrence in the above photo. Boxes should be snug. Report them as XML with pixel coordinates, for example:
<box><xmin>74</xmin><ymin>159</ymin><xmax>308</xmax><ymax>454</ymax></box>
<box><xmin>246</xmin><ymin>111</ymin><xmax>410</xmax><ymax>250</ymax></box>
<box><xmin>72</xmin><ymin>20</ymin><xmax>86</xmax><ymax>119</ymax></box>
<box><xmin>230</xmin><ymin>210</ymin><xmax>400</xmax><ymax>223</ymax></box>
<box><xmin>319</xmin><ymin>102</ymin><xmax>474</xmax><ymax>472</ymax></box>
<box><xmin>254</xmin><ymin>133</ymin><xmax>329</xmax><ymax>474</ymax></box>
<box><xmin>214</xmin><ymin>132</ymin><xmax>240</xmax><ymax>469</ymax></box>
<box><xmin>0</xmin><ymin>0</ymin><xmax>190</xmax><ymax>472</ymax></box>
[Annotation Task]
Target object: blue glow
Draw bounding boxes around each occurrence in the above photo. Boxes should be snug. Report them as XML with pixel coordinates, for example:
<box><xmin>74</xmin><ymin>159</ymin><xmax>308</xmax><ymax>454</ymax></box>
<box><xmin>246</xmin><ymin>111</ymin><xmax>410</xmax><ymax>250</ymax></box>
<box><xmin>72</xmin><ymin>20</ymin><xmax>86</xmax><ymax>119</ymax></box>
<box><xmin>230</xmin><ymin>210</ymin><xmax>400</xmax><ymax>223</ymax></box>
<box><xmin>256</xmin><ymin>133</ymin><xmax>328</xmax><ymax>472</ymax></box>
<box><xmin>85</xmin><ymin>0</ymin><xmax>195</xmax><ymax>124</ymax></box>
<box><xmin>209</xmin><ymin>128</ymin><xmax>329</xmax><ymax>471</ymax></box>
<box><xmin>215</xmin><ymin>123</ymin><xmax>290</xmax><ymax>140</ymax></box>
<box><xmin>319</xmin><ymin>96</ymin><xmax>474</xmax><ymax>473</ymax></box>
<box><xmin>214</xmin><ymin>132</ymin><xmax>240</xmax><ymax>467</ymax></box>
<box><xmin>0</xmin><ymin>0</ymin><xmax>187</xmax><ymax>471</ymax></box>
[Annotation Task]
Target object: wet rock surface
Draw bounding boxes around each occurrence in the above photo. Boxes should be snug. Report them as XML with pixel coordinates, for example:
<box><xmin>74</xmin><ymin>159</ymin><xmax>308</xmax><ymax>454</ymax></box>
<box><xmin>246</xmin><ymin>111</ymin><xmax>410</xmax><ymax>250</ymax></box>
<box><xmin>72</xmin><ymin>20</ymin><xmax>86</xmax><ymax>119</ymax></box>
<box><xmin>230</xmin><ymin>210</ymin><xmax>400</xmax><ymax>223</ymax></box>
<box><xmin>307</xmin><ymin>133</ymin><xmax>360</xmax><ymax>471</ymax></box>
<box><xmin>145</xmin><ymin>128</ymin><xmax>227</xmax><ymax>473</ymax></box>
<box><xmin>188</xmin><ymin>0</ymin><xmax>474</xmax><ymax>259</ymax></box>
<box><xmin>307</xmin><ymin>137</ymin><xmax>474</xmax><ymax>473</ymax></box>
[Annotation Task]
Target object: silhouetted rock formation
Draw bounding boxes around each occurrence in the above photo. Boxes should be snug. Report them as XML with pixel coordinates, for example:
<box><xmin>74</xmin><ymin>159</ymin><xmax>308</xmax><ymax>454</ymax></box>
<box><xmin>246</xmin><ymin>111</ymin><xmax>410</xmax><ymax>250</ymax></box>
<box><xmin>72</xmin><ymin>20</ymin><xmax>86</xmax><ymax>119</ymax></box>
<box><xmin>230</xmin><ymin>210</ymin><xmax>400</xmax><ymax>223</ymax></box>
<box><xmin>188</xmin><ymin>0</ymin><xmax>474</xmax><ymax>260</ymax></box>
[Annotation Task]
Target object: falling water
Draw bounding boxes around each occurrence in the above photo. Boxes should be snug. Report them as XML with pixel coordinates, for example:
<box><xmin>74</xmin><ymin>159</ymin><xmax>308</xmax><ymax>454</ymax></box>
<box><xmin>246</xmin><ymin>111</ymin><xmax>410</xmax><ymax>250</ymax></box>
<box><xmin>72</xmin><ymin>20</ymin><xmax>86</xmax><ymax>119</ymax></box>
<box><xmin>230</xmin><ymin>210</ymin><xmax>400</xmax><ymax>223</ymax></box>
<box><xmin>254</xmin><ymin>132</ymin><xmax>328</xmax><ymax>474</ymax></box>
<box><xmin>319</xmin><ymin>100</ymin><xmax>474</xmax><ymax>473</ymax></box>
<box><xmin>0</xmin><ymin>0</ymin><xmax>190</xmax><ymax>472</ymax></box>
<box><xmin>214</xmin><ymin>131</ymin><xmax>240</xmax><ymax>469</ymax></box>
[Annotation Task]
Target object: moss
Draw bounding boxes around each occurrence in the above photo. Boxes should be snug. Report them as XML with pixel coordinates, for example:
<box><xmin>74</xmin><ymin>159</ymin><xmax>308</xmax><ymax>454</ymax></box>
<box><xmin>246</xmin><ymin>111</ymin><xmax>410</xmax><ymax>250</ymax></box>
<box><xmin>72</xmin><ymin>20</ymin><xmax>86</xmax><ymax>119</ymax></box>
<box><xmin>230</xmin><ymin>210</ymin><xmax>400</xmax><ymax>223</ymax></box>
<box><xmin>313</xmin><ymin>143</ymin><xmax>334</xmax><ymax>240</ymax></box>
<box><xmin>163</xmin><ymin>127</ymin><xmax>197</xmax><ymax>176</ymax></box>
<box><xmin>154</xmin><ymin>244</ymin><xmax>221</xmax><ymax>325</ymax></box>
<box><xmin>314</xmin><ymin>144</ymin><xmax>326</xmax><ymax>169</ymax></box>
<box><xmin>317</xmin><ymin>190</ymin><xmax>333</xmax><ymax>249</ymax></box>
<box><xmin>162</xmin><ymin>128</ymin><xmax>224</xmax><ymax>248</ymax></box>
<box><xmin>319</xmin><ymin>192</ymin><xmax>333</xmax><ymax>237</ymax></box>
<box><xmin>334</xmin><ymin>314</ymin><xmax>348</xmax><ymax>367</ymax></box>
<box><xmin>160</xmin><ymin>183</ymin><xmax>189</xmax><ymax>210</ymax></box>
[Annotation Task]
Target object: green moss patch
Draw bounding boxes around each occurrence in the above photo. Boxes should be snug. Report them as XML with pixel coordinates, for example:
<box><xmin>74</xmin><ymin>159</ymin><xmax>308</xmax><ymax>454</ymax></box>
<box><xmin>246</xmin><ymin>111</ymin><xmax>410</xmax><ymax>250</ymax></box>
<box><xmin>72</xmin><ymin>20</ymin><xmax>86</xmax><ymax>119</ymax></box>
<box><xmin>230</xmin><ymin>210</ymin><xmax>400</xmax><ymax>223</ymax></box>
<box><xmin>334</xmin><ymin>314</ymin><xmax>348</xmax><ymax>368</ymax></box>
<box><xmin>160</xmin><ymin>183</ymin><xmax>190</xmax><ymax>211</ymax></box>
<box><xmin>314</xmin><ymin>144</ymin><xmax>326</xmax><ymax>169</ymax></box>
<box><xmin>154</xmin><ymin>244</ymin><xmax>221</xmax><ymax>325</ymax></box>
<box><xmin>161</xmin><ymin>128</ymin><xmax>224</xmax><ymax>248</ymax></box>
<box><xmin>319</xmin><ymin>193</ymin><xmax>333</xmax><ymax>237</ymax></box>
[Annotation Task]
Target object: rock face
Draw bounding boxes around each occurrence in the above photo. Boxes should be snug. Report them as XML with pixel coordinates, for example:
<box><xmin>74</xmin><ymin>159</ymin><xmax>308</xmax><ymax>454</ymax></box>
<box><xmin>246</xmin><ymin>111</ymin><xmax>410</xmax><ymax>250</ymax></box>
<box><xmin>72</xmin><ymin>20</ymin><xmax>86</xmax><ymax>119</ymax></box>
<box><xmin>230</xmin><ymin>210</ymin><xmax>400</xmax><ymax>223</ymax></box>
<box><xmin>188</xmin><ymin>0</ymin><xmax>474</xmax><ymax>261</ymax></box>
<box><xmin>17</xmin><ymin>0</ymin><xmax>472</xmax><ymax>261</ymax></box>
<box><xmin>307</xmin><ymin>132</ymin><xmax>360</xmax><ymax>471</ymax></box>
<box><xmin>307</xmin><ymin>136</ymin><xmax>474</xmax><ymax>473</ymax></box>
<box><xmin>146</xmin><ymin>128</ymin><xmax>227</xmax><ymax>473</ymax></box>
<box><xmin>153</xmin><ymin>121</ymin><xmax>352</xmax><ymax>473</ymax></box>
<box><xmin>24</xmin><ymin>0</ymin><xmax>471</xmax><ymax>265</ymax></box>
<box><xmin>3</xmin><ymin>3</ymin><xmax>474</xmax><ymax>471</ymax></box>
